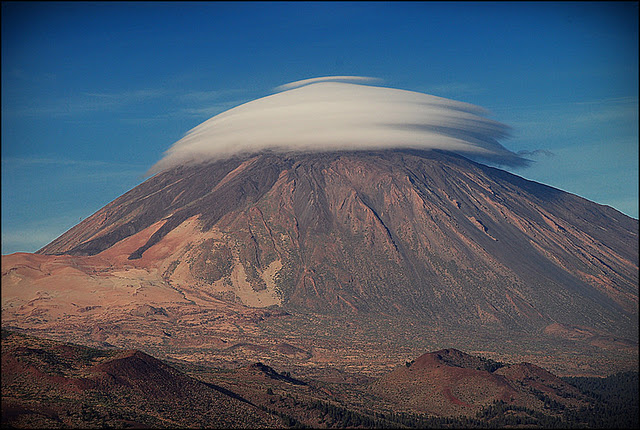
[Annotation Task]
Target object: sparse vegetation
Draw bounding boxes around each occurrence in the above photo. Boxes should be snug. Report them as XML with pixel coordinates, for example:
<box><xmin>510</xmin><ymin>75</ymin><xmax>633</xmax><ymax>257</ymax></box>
<box><xmin>188</xmin><ymin>239</ymin><xmax>233</xmax><ymax>283</ymax></box>
<box><xmin>3</xmin><ymin>329</ymin><xmax>637</xmax><ymax>429</ymax></box>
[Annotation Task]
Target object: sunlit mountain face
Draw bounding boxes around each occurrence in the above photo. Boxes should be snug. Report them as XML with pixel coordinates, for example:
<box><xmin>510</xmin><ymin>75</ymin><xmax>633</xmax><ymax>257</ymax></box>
<box><xmin>1</xmin><ymin>78</ymin><xmax>637</xmax><ymax>385</ymax></box>
<box><xmin>2</xmin><ymin>147</ymin><xmax>634</xmax><ymax>379</ymax></box>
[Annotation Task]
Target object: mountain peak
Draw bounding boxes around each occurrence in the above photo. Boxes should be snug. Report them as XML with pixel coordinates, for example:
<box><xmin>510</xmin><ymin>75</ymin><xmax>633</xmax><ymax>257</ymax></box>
<box><xmin>409</xmin><ymin>349</ymin><xmax>504</xmax><ymax>372</ymax></box>
<box><xmin>31</xmin><ymin>149</ymin><xmax>638</xmax><ymax>333</ymax></box>
<box><xmin>3</xmin><ymin>148</ymin><xmax>637</xmax><ymax>377</ymax></box>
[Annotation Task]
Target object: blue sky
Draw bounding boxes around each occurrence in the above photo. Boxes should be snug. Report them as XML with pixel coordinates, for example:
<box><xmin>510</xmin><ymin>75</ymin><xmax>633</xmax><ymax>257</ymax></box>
<box><xmin>2</xmin><ymin>1</ymin><xmax>638</xmax><ymax>254</ymax></box>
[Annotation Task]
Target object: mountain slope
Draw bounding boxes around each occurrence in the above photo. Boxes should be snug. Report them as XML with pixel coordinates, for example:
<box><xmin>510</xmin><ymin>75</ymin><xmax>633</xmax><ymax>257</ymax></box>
<box><xmin>7</xmin><ymin>331</ymin><xmax>632</xmax><ymax>428</ymax></box>
<box><xmin>369</xmin><ymin>348</ymin><xmax>590</xmax><ymax>417</ymax></box>
<box><xmin>3</xmin><ymin>149</ymin><xmax>637</xmax><ymax>377</ymax></box>
<box><xmin>35</xmin><ymin>149</ymin><xmax>638</xmax><ymax>335</ymax></box>
<box><xmin>0</xmin><ymin>330</ymin><xmax>282</xmax><ymax>428</ymax></box>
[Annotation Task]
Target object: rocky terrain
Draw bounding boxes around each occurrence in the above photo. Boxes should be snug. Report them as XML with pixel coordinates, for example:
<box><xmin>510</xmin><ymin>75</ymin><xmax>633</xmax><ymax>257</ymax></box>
<box><xmin>5</xmin><ymin>330</ymin><xmax>637</xmax><ymax>429</ymax></box>
<box><xmin>2</xmin><ymin>149</ymin><xmax>637</xmax><ymax>379</ymax></box>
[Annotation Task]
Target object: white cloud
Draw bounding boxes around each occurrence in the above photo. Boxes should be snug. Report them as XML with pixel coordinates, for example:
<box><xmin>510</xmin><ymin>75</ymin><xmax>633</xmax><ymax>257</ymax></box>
<box><xmin>149</xmin><ymin>79</ymin><xmax>524</xmax><ymax>174</ymax></box>
<box><xmin>274</xmin><ymin>76</ymin><xmax>382</xmax><ymax>92</ymax></box>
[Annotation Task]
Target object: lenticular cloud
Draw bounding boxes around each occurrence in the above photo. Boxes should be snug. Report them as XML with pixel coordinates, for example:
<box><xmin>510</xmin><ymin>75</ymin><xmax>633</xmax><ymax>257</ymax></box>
<box><xmin>149</xmin><ymin>78</ymin><xmax>526</xmax><ymax>174</ymax></box>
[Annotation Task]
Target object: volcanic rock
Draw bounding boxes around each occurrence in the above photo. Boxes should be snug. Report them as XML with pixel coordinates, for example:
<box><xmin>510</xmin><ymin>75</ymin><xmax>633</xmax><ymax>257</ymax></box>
<box><xmin>369</xmin><ymin>348</ymin><xmax>590</xmax><ymax>417</ymax></box>
<box><xmin>2</xmin><ymin>149</ymin><xmax>637</xmax><ymax>375</ymax></box>
<box><xmin>35</xmin><ymin>150</ymin><xmax>638</xmax><ymax>333</ymax></box>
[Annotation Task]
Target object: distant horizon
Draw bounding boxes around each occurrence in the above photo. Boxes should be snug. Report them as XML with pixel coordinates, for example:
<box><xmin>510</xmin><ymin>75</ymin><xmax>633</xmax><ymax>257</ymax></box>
<box><xmin>2</xmin><ymin>2</ymin><xmax>638</xmax><ymax>254</ymax></box>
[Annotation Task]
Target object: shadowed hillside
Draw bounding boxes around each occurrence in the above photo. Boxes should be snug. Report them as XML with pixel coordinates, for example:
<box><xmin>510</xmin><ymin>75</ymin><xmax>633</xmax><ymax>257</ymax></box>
<box><xmin>1</xmin><ymin>330</ymin><xmax>282</xmax><ymax>428</ymax></box>
<box><xmin>3</xmin><ymin>331</ymin><xmax>638</xmax><ymax>429</ymax></box>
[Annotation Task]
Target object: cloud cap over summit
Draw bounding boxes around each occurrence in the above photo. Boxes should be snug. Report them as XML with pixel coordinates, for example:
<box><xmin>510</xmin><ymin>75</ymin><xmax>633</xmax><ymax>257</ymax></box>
<box><xmin>149</xmin><ymin>78</ymin><xmax>525</xmax><ymax>174</ymax></box>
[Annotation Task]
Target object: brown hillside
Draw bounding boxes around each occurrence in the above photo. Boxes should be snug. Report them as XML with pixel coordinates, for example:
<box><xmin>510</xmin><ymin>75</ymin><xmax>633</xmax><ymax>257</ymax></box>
<box><xmin>1</xmin><ymin>331</ymin><xmax>282</xmax><ymax>428</ymax></box>
<box><xmin>369</xmin><ymin>349</ymin><xmax>591</xmax><ymax>417</ymax></box>
<box><xmin>2</xmin><ymin>149</ymin><xmax>637</xmax><ymax>376</ymax></box>
<box><xmin>33</xmin><ymin>150</ymin><xmax>638</xmax><ymax>333</ymax></box>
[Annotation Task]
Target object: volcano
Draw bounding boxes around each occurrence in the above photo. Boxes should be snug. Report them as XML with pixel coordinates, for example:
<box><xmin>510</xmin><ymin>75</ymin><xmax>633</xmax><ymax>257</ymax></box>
<box><xmin>2</xmin><ymin>148</ymin><xmax>638</xmax><ymax>376</ymax></box>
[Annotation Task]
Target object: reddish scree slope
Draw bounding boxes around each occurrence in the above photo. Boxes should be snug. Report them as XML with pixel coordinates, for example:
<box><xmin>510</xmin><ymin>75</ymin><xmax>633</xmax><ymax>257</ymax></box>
<box><xmin>370</xmin><ymin>348</ymin><xmax>590</xmax><ymax>417</ymax></box>
<box><xmin>33</xmin><ymin>149</ymin><xmax>637</xmax><ymax>337</ymax></box>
